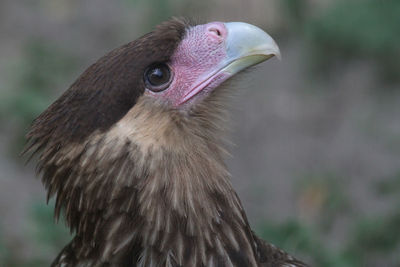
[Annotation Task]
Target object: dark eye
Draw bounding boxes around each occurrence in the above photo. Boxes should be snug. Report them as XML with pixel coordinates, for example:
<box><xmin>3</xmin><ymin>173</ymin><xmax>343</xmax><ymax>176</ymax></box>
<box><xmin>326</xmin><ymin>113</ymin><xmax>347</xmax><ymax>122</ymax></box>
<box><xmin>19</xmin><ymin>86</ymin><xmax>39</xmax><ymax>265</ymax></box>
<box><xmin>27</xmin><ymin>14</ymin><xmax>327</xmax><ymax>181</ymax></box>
<box><xmin>144</xmin><ymin>63</ymin><xmax>172</xmax><ymax>92</ymax></box>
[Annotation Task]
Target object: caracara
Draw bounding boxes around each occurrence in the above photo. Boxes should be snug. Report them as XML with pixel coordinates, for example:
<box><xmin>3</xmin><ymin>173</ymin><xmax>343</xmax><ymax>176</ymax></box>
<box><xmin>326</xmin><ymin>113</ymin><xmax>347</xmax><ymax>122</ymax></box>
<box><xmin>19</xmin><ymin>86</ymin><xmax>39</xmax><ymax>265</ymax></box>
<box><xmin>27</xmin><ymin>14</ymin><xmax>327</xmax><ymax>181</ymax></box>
<box><xmin>25</xmin><ymin>18</ymin><xmax>308</xmax><ymax>266</ymax></box>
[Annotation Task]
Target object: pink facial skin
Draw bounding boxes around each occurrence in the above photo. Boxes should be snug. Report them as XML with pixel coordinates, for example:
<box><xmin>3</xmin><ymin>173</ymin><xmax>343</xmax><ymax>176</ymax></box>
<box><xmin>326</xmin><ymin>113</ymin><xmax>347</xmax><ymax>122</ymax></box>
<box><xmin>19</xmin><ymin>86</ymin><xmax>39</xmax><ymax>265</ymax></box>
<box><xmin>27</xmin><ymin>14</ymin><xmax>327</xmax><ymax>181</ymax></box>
<box><xmin>145</xmin><ymin>22</ymin><xmax>231</xmax><ymax>107</ymax></box>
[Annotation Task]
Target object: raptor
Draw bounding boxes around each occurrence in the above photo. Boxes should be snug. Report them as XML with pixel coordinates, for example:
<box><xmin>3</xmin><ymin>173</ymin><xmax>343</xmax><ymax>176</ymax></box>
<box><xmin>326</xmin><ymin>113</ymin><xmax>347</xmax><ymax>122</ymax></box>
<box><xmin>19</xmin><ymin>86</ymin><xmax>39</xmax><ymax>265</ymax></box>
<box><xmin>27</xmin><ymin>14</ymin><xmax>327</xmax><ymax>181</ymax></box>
<box><xmin>26</xmin><ymin>18</ymin><xmax>308</xmax><ymax>266</ymax></box>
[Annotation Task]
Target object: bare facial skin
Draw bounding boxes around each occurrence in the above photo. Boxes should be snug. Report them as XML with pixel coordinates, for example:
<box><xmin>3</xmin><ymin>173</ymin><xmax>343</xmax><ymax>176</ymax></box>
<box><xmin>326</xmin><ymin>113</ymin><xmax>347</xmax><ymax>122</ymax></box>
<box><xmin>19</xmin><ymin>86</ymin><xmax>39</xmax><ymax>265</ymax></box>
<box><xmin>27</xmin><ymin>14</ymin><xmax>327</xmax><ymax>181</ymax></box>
<box><xmin>146</xmin><ymin>21</ymin><xmax>280</xmax><ymax>107</ymax></box>
<box><xmin>25</xmin><ymin>18</ymin><xmax>307</xmax><ymax>266</ymax></box>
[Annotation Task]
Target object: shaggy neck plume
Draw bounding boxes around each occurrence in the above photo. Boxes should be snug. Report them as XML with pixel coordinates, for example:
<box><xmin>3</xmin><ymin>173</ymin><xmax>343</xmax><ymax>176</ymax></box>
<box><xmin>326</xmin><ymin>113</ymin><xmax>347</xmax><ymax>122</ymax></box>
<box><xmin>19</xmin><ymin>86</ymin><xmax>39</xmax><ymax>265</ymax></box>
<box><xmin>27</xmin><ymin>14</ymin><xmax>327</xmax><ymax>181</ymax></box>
<box><xmin>43</xmin><ymin>94</ymin><xmax>260</xmax><ymax>266</ymax></box>
<box><xmin>25</xmin><ymin>18</ymin><xmax>307</xmax><ymax>266</ymax></box>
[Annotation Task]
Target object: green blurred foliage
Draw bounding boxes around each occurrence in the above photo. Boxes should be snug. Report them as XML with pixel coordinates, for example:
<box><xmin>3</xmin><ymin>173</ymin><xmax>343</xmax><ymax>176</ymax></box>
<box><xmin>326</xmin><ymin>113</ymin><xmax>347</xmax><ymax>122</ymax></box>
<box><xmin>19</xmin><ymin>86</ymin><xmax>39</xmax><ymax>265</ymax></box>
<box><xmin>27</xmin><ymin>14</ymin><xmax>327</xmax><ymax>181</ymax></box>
<box><xmin>257</xmin><ymin>170</ymin><xmax>400</xmax><ymax>267</ymax></box>
<box><xmin>280</xmin><ymin>0</ymin><xmax>308</xmax><ymax>33</ymax></box>
<box><xmin>297</xmin><ymin>173</ymin><xmax>351</xmax><ymax>230</ymax></box>
<box><xmin>124</xmin><ymin>0</ymin><xmax>203</xmax><ymax>31</ymax></box>
<box><xmin>257</xmin><ymin>220</ymin><xmax>353</xmax><ymax>267</ymax></box>
<box><xmin>29</xmin><ymin>201</ymin><xmax>71</xmax><ymax>255</ymax></box>
<box><xmin>1</xmin><ymin>39</ymin><xmax>79</xmax><ymax>154</ymax></box>
<box><xmin>2</xmin><ymin>0</ymin><xmax>400</xmax><ymax>266</ymax></box>
<box><xmin>125</xmin><ymin>0</ymin><xmax>173</xmax><ymax>27</ymax></box>
<box><xmin>0</xmin><ymin>230</ymin><xmax>9</xmax><ymax>265</ymax></box>
<box><xmin>0</xmin><ymin>202</ymin><xmax>71</xmax><ymax>267</ymax></box>
<box><xmin>376</xmin><ymin>171</ymin><xmax>400</xmax><ymax>196</ymax></box>
<box><xmin>305</xmin><ymin>0</ymin><xmax>400</xmax><ymax>83</ymax></box>
<box><xmin>346</xmin><ymin>214</ymin><xmax>400</xmax><ymax>263</ymax></box>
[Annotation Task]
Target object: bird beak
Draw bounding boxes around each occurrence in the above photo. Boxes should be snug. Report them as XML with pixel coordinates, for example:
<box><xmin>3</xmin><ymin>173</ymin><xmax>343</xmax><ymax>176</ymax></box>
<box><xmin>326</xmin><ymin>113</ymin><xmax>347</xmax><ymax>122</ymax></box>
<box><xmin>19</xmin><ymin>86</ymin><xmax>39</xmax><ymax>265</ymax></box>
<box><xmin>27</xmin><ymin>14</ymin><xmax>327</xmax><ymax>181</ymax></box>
<box><xmin>221</xmin><ymin>22</ymin><xmax>281</xmax><ymax>75</ymax></box>
<box><xmin>178</xmin><ymin>22</ymin><xmax>280</xmax><ymax>105</ymax></box>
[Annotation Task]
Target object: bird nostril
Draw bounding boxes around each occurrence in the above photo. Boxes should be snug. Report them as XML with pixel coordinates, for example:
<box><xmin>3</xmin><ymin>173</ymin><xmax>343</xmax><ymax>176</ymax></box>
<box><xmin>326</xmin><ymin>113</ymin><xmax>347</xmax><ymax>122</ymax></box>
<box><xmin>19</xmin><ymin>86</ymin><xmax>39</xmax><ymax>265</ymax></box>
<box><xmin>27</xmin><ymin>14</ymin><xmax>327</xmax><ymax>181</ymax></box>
<box><xmin>209</xmin><ymin>28</ymin><xmax>221</xmax><ymax>37</ymax></box>
<box><xmin>206</xmin><ymin>22</ymin><xmax>226</xmax><ymax>40</ymax></box>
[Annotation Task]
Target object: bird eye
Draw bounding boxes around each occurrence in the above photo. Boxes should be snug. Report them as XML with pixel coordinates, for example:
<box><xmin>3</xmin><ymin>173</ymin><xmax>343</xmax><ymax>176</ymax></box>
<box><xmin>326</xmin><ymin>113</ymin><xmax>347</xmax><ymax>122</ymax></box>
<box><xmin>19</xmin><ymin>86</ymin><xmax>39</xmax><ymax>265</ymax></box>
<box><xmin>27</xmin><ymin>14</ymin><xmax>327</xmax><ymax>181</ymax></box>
<box><xmin>144</xmin><ymin>63</ymin><xmax>172</xmax><ymax>92</ymax></box>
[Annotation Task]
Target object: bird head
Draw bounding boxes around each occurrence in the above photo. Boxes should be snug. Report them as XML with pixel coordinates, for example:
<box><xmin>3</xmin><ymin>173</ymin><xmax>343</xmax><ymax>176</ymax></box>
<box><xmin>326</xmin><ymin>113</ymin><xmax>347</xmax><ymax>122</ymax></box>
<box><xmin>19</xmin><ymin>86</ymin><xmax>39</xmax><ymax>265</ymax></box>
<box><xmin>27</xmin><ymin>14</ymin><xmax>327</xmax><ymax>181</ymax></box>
<box><xmin>144</xmin><ymin>20</ymin><xmax>280</xmax><ymax>107</ymax></box>
<box><xmin>23</xmin><ymin>20</ymin><xmax>310</xmax><ymax>266</ymax></box>
<box><xmin>27</xmin><ymin>18</ymin><xmax>279</xmax><ymax>148</ymax></box>
<box><xmin>25</xmin><ymin>18</ymin><xmax>280</xmax><ymax>232</ymax></box>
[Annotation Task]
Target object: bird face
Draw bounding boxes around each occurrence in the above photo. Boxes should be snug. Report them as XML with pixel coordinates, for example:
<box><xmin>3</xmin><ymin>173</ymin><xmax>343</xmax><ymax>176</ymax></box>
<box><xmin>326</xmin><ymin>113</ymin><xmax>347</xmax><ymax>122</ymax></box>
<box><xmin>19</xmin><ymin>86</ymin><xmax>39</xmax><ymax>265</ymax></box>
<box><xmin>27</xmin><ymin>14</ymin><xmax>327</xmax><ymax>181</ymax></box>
<box><xmin>143</xmin><ymin>21</ymin><xmax>280</xmax><ymax>107</ymax></box>
<box><xmin>25</xmin><ymin>20</ymin><xmax>285</xmax><ymax>263</ymax></box>
<box><xmin>24</xmin><ymin>19</ymin><xmax>309</xmax><ymax>267</ymax></box>
<box><xmin>26</xmin><ymin>19</ymin><xmax>280</xmax><ymax>148</ymax></box>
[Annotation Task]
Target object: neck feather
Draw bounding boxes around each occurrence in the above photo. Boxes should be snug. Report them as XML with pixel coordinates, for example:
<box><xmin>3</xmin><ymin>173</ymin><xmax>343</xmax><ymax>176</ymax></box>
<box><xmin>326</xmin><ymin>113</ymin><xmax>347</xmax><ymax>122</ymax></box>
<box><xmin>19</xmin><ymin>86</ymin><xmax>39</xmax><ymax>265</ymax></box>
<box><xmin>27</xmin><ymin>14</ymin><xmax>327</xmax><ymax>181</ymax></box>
<box><xmin>34</xmin><ymin>93</ymin><xmax>260</xmax><ymax>265</ymax></box>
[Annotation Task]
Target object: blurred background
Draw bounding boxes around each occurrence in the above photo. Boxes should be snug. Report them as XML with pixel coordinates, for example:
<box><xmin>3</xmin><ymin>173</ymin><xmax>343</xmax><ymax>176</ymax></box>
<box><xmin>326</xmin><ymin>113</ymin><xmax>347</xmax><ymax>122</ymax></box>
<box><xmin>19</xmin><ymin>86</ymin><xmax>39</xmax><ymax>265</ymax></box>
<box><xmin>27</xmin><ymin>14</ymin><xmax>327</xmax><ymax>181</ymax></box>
<box><xmin>0</xmin><ymin>0</ymin><xmax>400</xmax><ymax>266</ymax></box>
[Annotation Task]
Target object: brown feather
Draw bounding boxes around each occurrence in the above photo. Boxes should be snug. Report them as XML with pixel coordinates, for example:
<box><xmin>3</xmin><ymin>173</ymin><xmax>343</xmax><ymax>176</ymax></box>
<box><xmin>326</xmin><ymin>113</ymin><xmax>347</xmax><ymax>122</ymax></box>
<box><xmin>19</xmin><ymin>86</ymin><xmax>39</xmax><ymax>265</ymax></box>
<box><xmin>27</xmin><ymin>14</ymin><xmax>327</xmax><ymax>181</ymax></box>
<box><xmin>26</xmin><ymin>18</ymin><xmax>308</xmax><ymax>267</ymax></box>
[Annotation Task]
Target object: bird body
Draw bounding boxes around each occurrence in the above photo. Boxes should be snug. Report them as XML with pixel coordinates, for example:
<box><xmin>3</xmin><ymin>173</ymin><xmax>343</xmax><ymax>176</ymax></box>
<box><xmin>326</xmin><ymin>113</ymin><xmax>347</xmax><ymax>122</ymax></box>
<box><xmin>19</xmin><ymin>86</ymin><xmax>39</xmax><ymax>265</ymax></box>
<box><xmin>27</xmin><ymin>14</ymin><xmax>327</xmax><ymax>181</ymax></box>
<box><xmin>26</xmin><ymin>18</ymin><xmax>307</xmax><ymax>266</ymax></box>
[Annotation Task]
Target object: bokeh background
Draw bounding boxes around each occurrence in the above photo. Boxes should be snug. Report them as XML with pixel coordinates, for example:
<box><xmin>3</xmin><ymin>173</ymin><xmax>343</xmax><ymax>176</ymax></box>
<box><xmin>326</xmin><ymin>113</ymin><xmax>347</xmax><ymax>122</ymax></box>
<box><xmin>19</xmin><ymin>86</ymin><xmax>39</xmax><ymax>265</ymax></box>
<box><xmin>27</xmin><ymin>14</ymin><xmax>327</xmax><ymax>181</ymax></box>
<box><xmin>1</xmin><ymin>0</ymin><xmax>400</xmax><ymax>266</ymax></box>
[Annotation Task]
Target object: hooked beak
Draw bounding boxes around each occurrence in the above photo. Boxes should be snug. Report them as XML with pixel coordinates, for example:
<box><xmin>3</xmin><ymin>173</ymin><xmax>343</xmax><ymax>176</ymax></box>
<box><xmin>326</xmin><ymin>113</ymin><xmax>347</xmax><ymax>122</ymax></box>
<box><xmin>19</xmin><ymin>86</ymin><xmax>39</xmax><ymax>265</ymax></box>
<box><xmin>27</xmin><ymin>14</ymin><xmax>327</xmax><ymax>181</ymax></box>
<box><xmin>179</xmin><ymin>22</ymin><xmax>280</xmax><ymax>105</ymax></box>
<box><xmin>222</xmin><ymin>22</ymin><xmax>281</xmax><ymax>75</ymax></box>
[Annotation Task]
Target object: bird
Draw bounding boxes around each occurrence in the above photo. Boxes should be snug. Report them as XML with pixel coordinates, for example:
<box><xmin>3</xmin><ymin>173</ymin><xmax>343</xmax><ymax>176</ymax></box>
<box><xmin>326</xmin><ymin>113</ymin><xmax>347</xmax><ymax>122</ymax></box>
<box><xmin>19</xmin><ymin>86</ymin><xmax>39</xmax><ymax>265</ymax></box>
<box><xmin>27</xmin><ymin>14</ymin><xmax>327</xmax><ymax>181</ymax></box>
<box><xmin>25</xmin><ymin>18</ymin><xmax>308</xmax><ymax>267</ymax></box>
